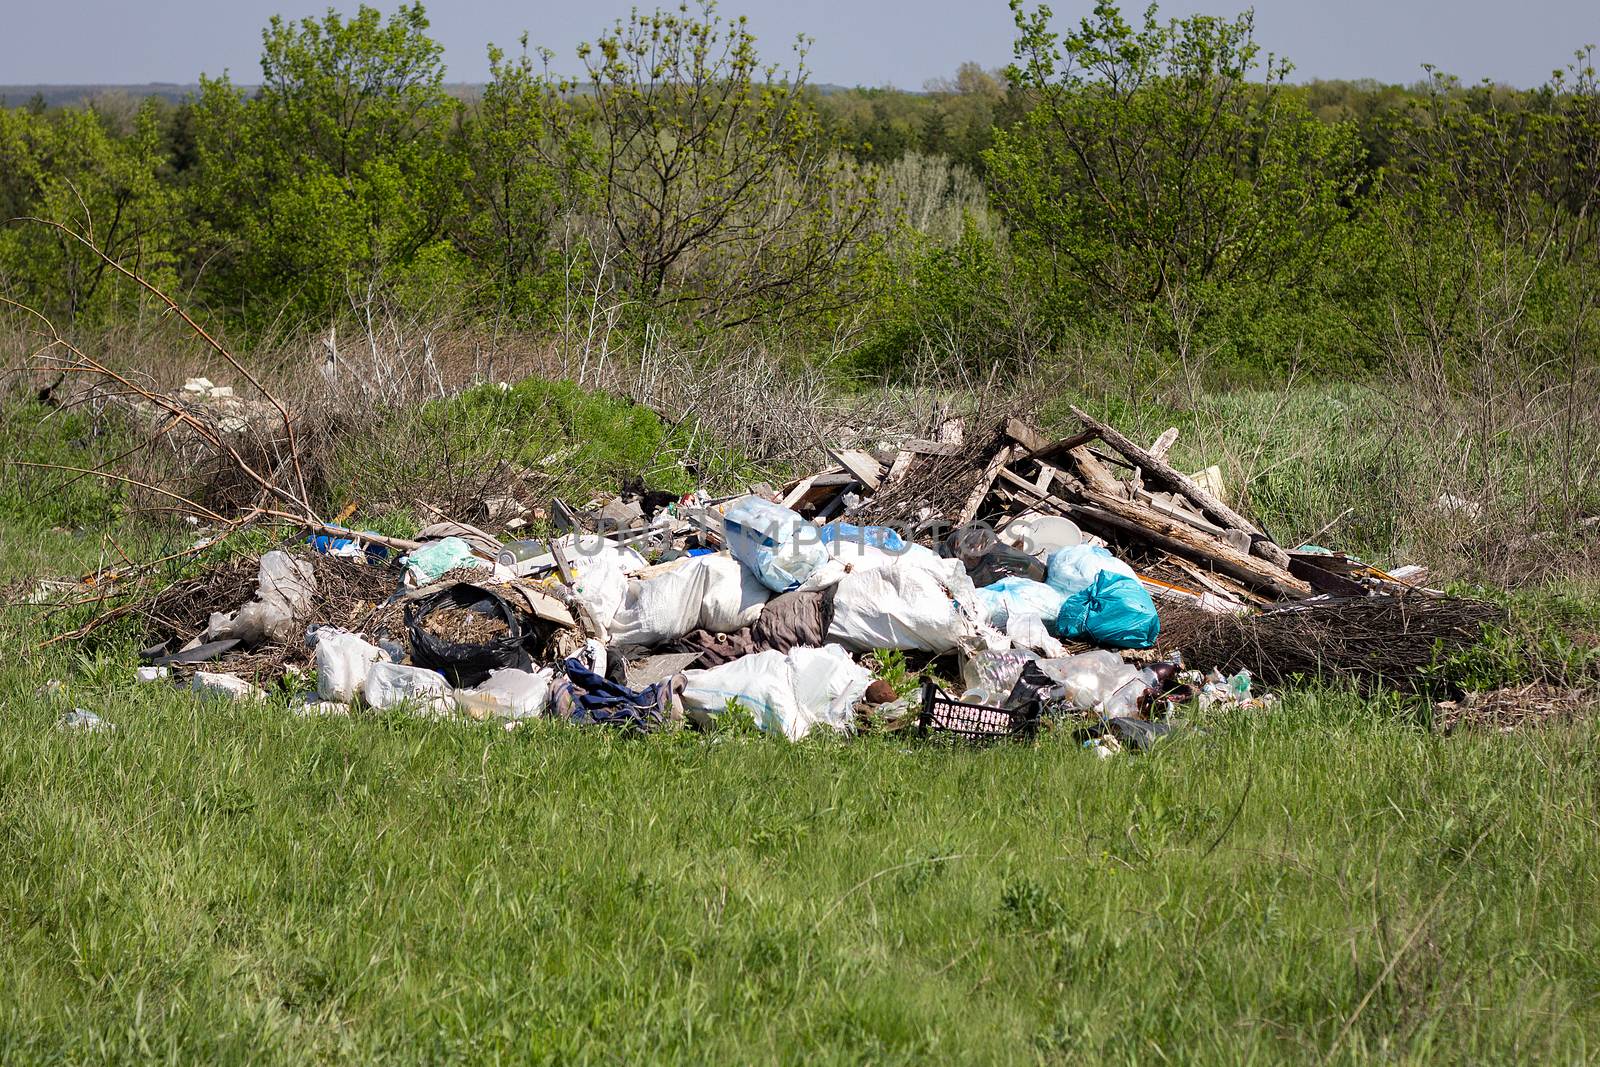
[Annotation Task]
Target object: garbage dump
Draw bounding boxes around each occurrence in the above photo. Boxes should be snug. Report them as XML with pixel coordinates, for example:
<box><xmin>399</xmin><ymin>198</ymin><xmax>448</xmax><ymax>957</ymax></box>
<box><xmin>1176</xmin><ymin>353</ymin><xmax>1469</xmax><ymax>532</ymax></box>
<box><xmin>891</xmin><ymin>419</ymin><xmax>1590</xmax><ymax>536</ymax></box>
<box><xmin>33</xmin><ymin>406</ymin><xmax>1527</xmax><ymax>749</ymax></box>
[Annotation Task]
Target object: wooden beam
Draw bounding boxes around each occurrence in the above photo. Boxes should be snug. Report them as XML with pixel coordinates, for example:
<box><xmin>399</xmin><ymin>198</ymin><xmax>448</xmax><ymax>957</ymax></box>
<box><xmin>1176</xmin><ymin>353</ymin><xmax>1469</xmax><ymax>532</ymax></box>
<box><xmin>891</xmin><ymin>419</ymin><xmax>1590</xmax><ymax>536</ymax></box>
<box><xmin>1004</xmin><ymin>417</ymin><xmax>1049</xmax><ymax>453</ymax></box>
<box><xmin>1069</xmin><ymin>405</ymin><xmax>1292</xmax><ymax>569</ymax></box>
<box><xmin>995</xmin><ymin>468</ymin><xmax>1311</xmax><ymax>600</ymax></box>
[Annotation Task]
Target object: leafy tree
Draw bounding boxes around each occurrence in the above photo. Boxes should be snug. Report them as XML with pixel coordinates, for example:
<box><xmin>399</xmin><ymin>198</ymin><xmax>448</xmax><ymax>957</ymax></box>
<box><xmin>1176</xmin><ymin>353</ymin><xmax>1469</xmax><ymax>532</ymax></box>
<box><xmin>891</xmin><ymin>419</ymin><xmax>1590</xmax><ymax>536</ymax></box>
<box><xmin>988</xmin><ymin>1</ymin><xmax>1364</xmax><ymax>325</ymax></box>
<box><xmin>455</xmin><ymin>39</ymin><xmax>594</xmax><ymax>320</ymax></box>
<box><xmin>189</xmin><ymin>3</ymin><xmax>466</xmax><ymax>324</ymax></box>
<box><xmin>542</xmin><ymin>1</ymin><xmax>881</xmax><ymax>327</ymax></box>
<box><xmin>0</xmin><ymin>101</ymin><xmax>179</xmax><ymax>323</ymax></box>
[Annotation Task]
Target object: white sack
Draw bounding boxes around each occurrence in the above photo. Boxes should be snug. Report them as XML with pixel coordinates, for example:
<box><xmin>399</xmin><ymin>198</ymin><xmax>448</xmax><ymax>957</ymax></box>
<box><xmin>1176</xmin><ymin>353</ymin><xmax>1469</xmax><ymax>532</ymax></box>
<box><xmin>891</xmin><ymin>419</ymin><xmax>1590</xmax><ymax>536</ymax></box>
<box><xmin>609</xmin><ymin>553</ymin><xmax>771</xmax><ymax>647</ymax></box>
<box><xmin>826</xmin><ymin>554</ymin><xmax>981</xmax><ymax>654</ymax></box>
<box><xmin>454</xmin><ymin>667</ymin><xmax>554</xmax><ymax>721</ymax></box>
<box><xmin>694</xmin><ymin>552</ymin><xmax>770</xmax><ymax>633</ymax></box>
<box><xmin>314</xmin><ymin>629</ymin><xmax>388</xmax><ymax>703</ymax></box>
<box><xmin>363</xmin><ymin>661</ymin><xmax>452</xmax><ymax>714</ymax></box>
<box><xmin>566</xmin><ymin>547</ymin><xmax>629</xmax><ymax>635</ymax></box>
<box><xmin>799</xmin><ymin>541</ymin><xmax>939</xmax><ymax>592</ymax></box>
<box><xmin>681</xmin><ymin>644</ymin><xmax>870</xmax><ymax>740</ymax></box>
<box><xmin>607</xmin><ymin>559</ymin><xmax>713</xmax><ymax>647</ymax></box>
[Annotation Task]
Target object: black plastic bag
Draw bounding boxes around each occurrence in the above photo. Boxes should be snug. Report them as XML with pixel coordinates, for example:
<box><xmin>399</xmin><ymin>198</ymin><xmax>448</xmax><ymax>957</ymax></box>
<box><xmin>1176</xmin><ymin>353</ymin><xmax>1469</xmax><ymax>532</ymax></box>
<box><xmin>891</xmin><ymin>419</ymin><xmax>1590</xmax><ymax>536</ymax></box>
<box><xmin>406</xmin><ymin>583</ymin><xmax>533</xmax><ymax>688</ymax></box>
<box><xmin>942</xmin><ymin>524</ymin><xmax>1046</xmax><ymax>586</ymax></box>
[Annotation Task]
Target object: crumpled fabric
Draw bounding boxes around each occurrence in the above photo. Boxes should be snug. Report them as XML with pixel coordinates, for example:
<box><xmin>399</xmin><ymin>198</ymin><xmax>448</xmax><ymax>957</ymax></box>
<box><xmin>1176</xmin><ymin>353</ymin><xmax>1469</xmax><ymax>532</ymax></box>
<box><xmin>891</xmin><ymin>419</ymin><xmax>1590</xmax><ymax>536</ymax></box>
<box><xmin>671</xmin><ymin>588</ymin><xmax>833</xmax><ymax>667</ymax></box>
<box><xmin>549</xmin><ymin>659</ymin><xmax>684</xmax><ymax>731</ymax></box>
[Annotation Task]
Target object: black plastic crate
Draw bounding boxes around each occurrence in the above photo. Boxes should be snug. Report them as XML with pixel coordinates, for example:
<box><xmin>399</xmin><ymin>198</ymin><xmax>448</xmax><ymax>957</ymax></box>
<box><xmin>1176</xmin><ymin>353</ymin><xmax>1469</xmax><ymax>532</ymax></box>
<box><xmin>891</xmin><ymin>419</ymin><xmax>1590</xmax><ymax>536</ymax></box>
<box><xmin>918</xmin><ymin>679</ymin><xmax>1040</xmax><ymax>742</ymax></box>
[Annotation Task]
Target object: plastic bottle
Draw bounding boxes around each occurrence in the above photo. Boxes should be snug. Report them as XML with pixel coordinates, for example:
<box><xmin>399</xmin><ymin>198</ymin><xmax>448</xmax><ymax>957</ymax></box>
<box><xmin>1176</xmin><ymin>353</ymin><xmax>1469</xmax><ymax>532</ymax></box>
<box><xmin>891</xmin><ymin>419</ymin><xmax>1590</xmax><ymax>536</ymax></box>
<box><xmin>495</xmin><ymin>538</ymin><xmax>552</xmax><ymax>573</ymax></box>
<box><xmin>1102</xmin><ymin>661</ymin><xmax>1181</xmax><ymax>718</ymax></box>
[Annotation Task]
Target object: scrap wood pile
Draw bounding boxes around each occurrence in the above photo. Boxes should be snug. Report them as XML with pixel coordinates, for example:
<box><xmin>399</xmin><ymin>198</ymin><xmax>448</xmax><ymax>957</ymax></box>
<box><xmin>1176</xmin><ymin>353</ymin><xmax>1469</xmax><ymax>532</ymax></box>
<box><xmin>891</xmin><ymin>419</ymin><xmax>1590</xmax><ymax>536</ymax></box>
<box><xmin>40</xmin><ymin>402</ymin><xmax>1536</xmax><ymax>743</ymax></box>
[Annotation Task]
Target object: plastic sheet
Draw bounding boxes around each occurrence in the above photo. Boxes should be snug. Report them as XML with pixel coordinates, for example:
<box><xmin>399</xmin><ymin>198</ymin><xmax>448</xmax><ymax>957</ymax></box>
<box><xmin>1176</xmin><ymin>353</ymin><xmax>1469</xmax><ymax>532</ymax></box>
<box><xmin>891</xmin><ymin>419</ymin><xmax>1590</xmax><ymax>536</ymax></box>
<box><xmin>723</xmin><ymin>496</ymin><xmax>828</xmax><ymax>593</ymax></box>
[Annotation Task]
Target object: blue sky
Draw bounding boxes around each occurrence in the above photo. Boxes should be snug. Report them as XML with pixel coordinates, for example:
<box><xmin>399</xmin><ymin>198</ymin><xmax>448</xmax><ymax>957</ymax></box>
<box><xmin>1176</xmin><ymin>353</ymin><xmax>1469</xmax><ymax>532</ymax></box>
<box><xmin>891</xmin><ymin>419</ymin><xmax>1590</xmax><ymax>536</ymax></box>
<box><xmin>2</xmin><ymin>0</ymin><xmax>1596</xmax><ymax>88</ymax></box>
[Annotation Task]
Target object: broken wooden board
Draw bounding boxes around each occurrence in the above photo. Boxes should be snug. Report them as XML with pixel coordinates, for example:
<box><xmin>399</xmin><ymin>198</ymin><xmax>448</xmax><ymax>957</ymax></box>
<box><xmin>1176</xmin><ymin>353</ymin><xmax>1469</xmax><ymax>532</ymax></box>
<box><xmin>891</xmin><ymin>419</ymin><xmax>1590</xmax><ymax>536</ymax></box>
<box><xmin>1069</xmin><ymin>405</ymin><xmax>1292</xmax><ymax>570</ymax></box>
<box><xmin>828</xmin><ymin>448</ymin><xmax>884</xmax><ymax>492</ymax></box>
<box><xmin>958</xmin><ymin>444</ymin><xmax>1015</xmax><ymax>526</ymax></box>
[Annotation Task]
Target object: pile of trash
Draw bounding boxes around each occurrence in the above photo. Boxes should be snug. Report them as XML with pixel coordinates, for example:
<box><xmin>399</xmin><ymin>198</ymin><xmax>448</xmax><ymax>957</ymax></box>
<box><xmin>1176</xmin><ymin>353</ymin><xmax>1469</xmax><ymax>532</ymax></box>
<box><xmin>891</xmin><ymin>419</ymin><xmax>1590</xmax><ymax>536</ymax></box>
<box><xmin>103</xmin><ymin>410</ymin><xmax>1504</xmax><ymax>748</ymax></box>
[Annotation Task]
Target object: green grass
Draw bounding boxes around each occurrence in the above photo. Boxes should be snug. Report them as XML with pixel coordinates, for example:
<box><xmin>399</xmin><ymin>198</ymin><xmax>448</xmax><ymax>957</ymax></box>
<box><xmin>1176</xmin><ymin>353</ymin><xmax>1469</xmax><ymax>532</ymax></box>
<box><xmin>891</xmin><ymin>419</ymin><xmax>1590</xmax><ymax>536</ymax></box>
<box><xmin>2</xmin><ymin>663</ymin><xmax>1598</xmax><ymax>1064</ymax></box>
<box><xmin>4</xmin><ymin>385</ymin><xmax>1599</xmax><ymax>1063</ymax></box>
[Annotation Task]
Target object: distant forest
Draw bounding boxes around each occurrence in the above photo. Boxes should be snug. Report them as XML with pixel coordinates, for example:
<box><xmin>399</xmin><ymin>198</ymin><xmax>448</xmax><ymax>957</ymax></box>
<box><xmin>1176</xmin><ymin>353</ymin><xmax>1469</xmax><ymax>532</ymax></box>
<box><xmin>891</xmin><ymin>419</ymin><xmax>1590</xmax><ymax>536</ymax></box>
<box><xmin>1</xmin><ymin>1</ymin><xmax>1596</xmax><ymax>385</ymax></box>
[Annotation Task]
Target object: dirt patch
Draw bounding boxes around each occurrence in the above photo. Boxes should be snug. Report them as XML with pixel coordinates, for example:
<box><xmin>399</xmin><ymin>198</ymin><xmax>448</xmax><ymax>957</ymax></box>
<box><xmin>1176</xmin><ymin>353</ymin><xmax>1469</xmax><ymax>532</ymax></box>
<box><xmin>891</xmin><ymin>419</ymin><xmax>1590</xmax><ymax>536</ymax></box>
<box><xmin>1435</xmin><ymin>684</ymin><xmax>1597</xmax><ymax>734</ymax></box>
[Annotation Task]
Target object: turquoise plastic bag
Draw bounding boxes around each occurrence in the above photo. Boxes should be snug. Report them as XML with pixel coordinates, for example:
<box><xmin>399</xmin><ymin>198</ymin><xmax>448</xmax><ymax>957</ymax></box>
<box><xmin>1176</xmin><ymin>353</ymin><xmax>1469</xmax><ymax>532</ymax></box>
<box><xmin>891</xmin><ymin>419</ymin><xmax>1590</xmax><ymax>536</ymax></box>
<box><xmin>1055</xmin><ymin>571</ymin><xmax>1160</xmax><ymax>649</ymax></box>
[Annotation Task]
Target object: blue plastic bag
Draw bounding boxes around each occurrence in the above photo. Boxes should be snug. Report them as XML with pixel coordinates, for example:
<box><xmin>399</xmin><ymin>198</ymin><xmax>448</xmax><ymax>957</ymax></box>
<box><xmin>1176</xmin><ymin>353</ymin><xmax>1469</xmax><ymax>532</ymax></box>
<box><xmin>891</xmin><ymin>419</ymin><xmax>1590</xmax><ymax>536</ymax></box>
<box><xmin>817</xmin><ymin>522</ymin><xmax>906</xmax><ymax>552</ymax></box>
<box><xmin>722</xmin><ymin>496</ymin><xmax>827</xmax><ymax>593</ymax></box>
<box><xmin>1046</xmin><ymin>544</ymin><xmax>1139</xmax><ymax>596</ymax></box>
<box><xmin>1055</xmin><ymin>571</ymin><xmax>1160</xmax><ymax>649</ymax></box>
<box><xmin>974</xmin><ymin>576</ymin><xmax>1065</xmax><ymax>631</ymax></box>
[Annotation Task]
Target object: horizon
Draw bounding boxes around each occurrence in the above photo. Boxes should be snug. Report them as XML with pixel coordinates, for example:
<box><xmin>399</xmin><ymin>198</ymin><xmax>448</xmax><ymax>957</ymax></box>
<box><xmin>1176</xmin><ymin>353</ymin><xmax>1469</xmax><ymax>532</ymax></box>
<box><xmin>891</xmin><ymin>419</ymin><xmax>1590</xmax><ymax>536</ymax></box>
<box><xmin>1</xmin><ymin>1</ymin><xmax>1597</xmax><ymax>94</ymax></box>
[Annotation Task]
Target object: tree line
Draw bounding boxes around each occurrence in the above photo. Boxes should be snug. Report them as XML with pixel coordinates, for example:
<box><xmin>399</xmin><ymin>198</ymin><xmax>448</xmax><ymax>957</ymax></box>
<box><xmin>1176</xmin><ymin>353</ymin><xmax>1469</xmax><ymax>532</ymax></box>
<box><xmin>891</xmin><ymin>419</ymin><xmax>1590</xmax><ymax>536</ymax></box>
<box><xmin>1</xmin><ymin>0</ymin><xmax>1596</xmax><ymax>384</ymax></box>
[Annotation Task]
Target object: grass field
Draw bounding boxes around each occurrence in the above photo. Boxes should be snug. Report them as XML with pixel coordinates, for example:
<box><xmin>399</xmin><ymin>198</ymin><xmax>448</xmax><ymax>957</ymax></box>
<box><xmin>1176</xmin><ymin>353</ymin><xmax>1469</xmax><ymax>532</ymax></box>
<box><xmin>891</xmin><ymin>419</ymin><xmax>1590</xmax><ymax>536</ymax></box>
<box><xmin>3</xmin><ymin>383</ymin><xmax>1598</xmax><ymax>1064</ymax></box>
<box><xmin>4</xmin><ymin>659</ymin><xmax>1599</xmax><ymax>1064</ymax></box>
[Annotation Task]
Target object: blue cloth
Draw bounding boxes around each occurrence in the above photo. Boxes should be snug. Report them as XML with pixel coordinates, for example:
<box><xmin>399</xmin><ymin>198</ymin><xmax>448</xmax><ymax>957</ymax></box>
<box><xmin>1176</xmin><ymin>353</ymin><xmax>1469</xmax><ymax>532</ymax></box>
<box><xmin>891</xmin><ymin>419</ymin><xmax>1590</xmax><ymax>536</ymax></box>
<box><xmin>307</xmin><ymin>528</ymin><xmax>390</xmax><ymax>561</ymax></box>
<box><xmin>553</xmin><ymin>658</ymin><xmax>675</xmax><ymax>731</ymax></box>
<box><xmin>1055</xmin><ymin>571</ymin><xmax>1160</xmax><ymax>649</ymax></box>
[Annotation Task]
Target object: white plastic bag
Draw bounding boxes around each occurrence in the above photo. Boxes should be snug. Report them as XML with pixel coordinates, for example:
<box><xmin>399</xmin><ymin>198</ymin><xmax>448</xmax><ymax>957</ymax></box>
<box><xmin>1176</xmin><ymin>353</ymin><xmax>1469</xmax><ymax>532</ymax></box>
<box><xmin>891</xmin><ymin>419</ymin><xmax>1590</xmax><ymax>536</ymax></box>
<box><xmin>826</xmin><ymin>555</ymin><xmax>980</xmax><ymax>654</ymax></box>
<box><xmin>362</xmin><ymin>661</ymin><xmax>452</xmax><ymax>714</ymax></box>
<box><xmin>723</xmin><ymin>496</ymin><xmax>828</xmax><ymax>593</ymax></box>
<box><xmin>192</xmin><ymin>671</ymin><xmax>266</xmax><ymax>703</ymax></box>
<box><xmin>454</xmin><ymin>666</ymin><xmax>553</xmax><ymax>720</ymax></box>
<box><xmin>314</xmin><ymin>629</ymin><xmax>388</xmax><ymax>703</ymax></box>
<box><xmin>681</xmin><ymin>644</ymin><xmax>869</xmax><ymax>740</ymax></box>
<box><xmin>1036</xmin><ymin>651</ymin><xmax>1139</xmax><ymax>713</ymax></box>
<box><xmin>207</xmin><ymin>550</ymin><xmax>317</xmax><ymax>645</ymax></box>
<box><xmin>1005</xmin><ymin>612</ymin><xmax>1066</xmax><ymax>658</ymax></box>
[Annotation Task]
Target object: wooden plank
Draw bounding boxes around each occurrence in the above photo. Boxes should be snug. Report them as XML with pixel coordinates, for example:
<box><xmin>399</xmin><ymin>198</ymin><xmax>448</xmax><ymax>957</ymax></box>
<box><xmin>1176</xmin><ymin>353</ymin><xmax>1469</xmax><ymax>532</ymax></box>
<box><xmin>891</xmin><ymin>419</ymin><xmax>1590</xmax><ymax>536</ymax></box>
<box><xmin>957</xmin><ymin>445</ymin><xmax>1014</xmax><ymax>526</ymax></box>
<box><xmin>1004</xmin><ymin>417</ymin><xmax>1049</xmax><ymax>453</ymax></box>
<box><xmin>995</xmin><ymin>468</ymin><xmax>1311</xmax><ymax>600</ymax></box>
<box><xmin>829</xmin><ymin>449</ymin><xmax>883</xmax><ymax>491</ymax></box>
<box><xmin>1070</xmin><ymin>404</ymin><xmax>1292</xmax><ymax>570</ymax></box>
<box><xmin>779</xmin><ymin>474</ymin><xmax>819</xmax><ymax>510</ymax></box>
